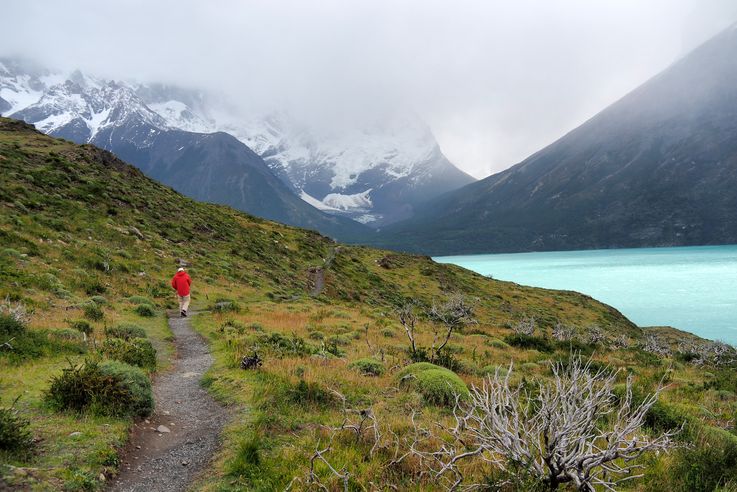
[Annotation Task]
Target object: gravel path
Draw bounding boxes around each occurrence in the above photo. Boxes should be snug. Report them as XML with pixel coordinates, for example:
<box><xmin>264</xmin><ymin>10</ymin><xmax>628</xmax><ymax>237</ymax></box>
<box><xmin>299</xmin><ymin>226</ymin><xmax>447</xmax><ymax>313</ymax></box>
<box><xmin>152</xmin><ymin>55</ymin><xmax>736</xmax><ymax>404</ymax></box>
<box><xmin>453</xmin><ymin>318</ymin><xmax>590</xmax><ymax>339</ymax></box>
<box><xmin>109</xmin><ymin>313</ymin><xmax>227</xmax><ymax>492</ymax></box>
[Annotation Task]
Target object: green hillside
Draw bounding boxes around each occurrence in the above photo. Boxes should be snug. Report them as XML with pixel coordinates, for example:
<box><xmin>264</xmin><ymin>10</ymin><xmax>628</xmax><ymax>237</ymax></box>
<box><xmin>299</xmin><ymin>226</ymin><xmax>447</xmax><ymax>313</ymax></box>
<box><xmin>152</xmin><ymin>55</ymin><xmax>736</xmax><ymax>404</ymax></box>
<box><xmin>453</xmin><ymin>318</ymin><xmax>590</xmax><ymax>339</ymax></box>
<box><xmin>1</xmin><ymin>117</ymin><xmax>737</xmax><ymax>491</ymax></box>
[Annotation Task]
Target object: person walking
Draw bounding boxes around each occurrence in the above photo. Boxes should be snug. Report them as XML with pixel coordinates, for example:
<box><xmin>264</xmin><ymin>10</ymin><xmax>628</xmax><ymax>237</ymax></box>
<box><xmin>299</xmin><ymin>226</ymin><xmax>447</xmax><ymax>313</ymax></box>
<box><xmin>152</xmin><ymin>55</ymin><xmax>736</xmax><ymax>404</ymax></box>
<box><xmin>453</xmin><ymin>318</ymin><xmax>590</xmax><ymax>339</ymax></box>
<box><xmin>171</xmin><ymin>267</ymin><xmax>192</xmax><ymax>317</ymax></box>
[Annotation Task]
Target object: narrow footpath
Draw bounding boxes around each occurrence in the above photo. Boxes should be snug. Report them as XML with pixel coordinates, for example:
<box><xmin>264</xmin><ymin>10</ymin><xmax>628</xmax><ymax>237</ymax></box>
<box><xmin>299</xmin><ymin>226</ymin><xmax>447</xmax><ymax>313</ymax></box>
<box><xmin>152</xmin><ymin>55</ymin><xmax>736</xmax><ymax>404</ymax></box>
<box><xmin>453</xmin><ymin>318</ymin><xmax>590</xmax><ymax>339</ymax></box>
<box><xmin>109</xmin><ymin>313</ymin><xmax>227</xmax><ymax>492</ymax></box>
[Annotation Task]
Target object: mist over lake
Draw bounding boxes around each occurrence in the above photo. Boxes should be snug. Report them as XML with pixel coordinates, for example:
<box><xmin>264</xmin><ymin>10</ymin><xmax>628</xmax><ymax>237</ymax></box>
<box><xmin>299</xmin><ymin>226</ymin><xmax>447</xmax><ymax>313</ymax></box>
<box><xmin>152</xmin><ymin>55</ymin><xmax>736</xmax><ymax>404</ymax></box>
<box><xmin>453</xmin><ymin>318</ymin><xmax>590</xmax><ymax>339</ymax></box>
<box><xmin>436</xmin><ymin>245</ymin><xmax>737</xmax><ymax>344</ymax></box>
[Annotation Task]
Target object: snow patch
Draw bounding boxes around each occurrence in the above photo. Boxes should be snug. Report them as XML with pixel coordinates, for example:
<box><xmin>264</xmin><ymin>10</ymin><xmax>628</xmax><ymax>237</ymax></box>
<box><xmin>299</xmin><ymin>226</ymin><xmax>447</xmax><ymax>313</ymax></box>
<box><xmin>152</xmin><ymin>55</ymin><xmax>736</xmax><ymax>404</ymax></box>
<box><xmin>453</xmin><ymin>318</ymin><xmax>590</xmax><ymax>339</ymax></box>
<box><xmin>299</xmin><ymin>190</ymin><xmax>341</xmax><ymax>211</ymax></box>
<box><xmin>322</xmin><ymin>190</ymin><xmax>373</xmax><ymax>211</ymax></box>
<box><xmin>149</xmin><ymin>100</ymin><xmax>214</xmax><ymax>133</ymax></box>
<box><xmin>354</xmin><ymin>214</ymin><xmax>381</xmax><ymax>224</ymax></box>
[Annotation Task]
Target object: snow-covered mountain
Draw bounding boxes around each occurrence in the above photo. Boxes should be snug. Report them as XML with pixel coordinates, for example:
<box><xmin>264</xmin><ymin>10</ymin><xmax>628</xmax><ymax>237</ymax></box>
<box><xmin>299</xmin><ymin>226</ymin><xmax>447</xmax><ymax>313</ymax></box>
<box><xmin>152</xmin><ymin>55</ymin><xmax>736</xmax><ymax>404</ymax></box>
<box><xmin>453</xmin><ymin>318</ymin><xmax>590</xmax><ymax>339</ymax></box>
<box><xmin>0</xmin><ymin>59</ymin><xmax>474</xmax><ymax>227</ymax></box>
<box><xmin>220</xmin><ymin>111</ymin><xmax>475</xmax><ymax>226</ymax></box>
<box><xmin>0</xmin><ymin>58</ymin><xmax>368</xmax><ymax>240</ymax></box>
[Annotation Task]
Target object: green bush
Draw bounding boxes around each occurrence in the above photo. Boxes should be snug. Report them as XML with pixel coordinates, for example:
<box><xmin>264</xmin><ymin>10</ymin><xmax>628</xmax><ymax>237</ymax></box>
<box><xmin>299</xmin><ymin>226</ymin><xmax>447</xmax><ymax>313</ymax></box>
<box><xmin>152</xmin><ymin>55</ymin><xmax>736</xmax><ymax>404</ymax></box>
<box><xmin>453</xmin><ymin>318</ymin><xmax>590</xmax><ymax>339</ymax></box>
<box><xmin>69</xmin><ymin>319</ymin><xmax>93</xmax><ymax>336</ymax></box>
<box><xmin>127</xmin><ymin>295</ymin><xmax>152</xmax><ymax>305</ymax></box>
<box><xmin>480</xmin><ymin>365</ymin><xmax>509</xmax><ymax>377</ymax></box>
<box><xmin>0</xmin><ymin>314</ymin><xmax>26</xmax><ymax>338</ymax></box>
<box><xmin>380</xmin><ymin>328</ymin><xmax>396</xmax><ymax>338</ymax></box>
<box><xmin>257</xmin><ymin>332</ymin><xmax>313</xmax><ymax>357</ymax></box>
<box><xmin>504</xmin><ymin>334</ymin><xmax>554</xmax><ymax>353</ymax></box>
<box><xmin>83</xmin><ymin>302</ymin><xmax>104</xmax><ymax>321</ymax></box>
<box><xmin>486</xmin><ymin>338</ymin><xmax>510</xmax><ymax>349</ymax></box>
<box><xmin>49</xmin><ymin>328</ymin><xmax>84</xmax><ymax>342</ymax></box>
<box><xmin>45</xmin><ymin>360</ymin><xmax>153</xmax><ymax>417</ymax></box>
<box><xmin>134</xmin><ymin>304</ymin><xmax>156</xmax><ymax>317</ymax></box>
<box><xmin>0</xmin><ymin>403</ymin><xmax>35</xmax><ymax>460</ymax></box>
<box><xmin>326</xmin><ymin>334</ymin><xmax>351</xmax><ymax>346</ymax></box>
<box><xmin>212</xmin><ymin>299</ymin><xmax>241</xmax><ymax>313</ymax></box>
<box><xmin>288</xmin><ymin>379</ymin><xmax>335</xmax><ymax>407</ymax></box>
<box><xmin>0</xmin><ymin>315</ymin><xmax>85</xmax><ymax>363</ymax></box>
<box><xmin>397</xmin><ymin>362</ymin><xmax>469</xmax><ymax>405</ymax></box>
<box><xmin>308</xmin><ymin>330</ymin><xmax>325</xmax><ymax>340</ymax></box>
<box><xmin>105</xmin><ymin>323</ymin><xmax>147</xmax><ymax>340</ymax></box>
<box><xmin>348</xmin><ymin>358</ymin><xmax>386</xmax><ymax>376</ymax></box>
<box><xmin>101</xmin><ymin>337</ymin><xmax>157</xmax><ymax>370</ymax></box>
<box><xmin>89</xmin><ymin>295</ymin><xmax>108</xmax><ymax>306</ymax></box>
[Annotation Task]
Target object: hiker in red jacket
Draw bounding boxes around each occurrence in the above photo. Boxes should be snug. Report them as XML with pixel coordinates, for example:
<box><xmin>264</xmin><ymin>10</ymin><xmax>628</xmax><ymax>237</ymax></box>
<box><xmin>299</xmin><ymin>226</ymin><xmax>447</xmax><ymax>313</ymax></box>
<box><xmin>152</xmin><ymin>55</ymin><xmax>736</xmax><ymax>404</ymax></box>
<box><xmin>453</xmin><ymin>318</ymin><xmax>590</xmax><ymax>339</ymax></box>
<box><xmin>171</xmin><ymin>267</ymin><xmax>192</xmax><ymax>317</ymax></box>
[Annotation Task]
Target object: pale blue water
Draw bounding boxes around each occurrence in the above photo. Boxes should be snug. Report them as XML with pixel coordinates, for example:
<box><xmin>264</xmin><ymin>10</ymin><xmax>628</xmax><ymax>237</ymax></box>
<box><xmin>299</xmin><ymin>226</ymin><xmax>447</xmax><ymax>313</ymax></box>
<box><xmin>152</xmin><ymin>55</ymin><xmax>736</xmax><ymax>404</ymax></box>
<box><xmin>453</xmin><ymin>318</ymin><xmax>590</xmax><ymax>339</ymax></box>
<box><xmin>435</xmin><ymin>245</ymin><xmax>737</xmax><ymax>343</ymax></box>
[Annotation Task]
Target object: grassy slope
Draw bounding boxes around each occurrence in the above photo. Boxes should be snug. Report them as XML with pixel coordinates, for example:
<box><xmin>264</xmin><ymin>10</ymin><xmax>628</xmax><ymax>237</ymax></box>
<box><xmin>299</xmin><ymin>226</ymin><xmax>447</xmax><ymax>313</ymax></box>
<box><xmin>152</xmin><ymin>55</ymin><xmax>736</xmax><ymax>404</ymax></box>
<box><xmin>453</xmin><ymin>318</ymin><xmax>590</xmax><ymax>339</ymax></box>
<box><xmin>0</xmin><ymin>117</ymin><xmax>736</xmax><ymax>490</ymax></box>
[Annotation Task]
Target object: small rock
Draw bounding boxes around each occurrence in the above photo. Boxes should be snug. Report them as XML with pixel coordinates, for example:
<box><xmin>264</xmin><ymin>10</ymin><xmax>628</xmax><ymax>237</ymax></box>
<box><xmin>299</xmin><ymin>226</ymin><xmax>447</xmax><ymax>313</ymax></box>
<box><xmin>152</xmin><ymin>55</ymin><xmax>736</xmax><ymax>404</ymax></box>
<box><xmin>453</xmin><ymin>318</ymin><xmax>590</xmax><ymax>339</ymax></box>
<box><xmin>69</xmin><ymin>432</ymin><xmax>82</xmax><ymax>437</ymax></box>
<box><xmin>156</xmin><ymin>425</ymin><xmax>171</xmax><ymax>433</ymax></box>
<box><xmin>135</xmin><ymin>445</ymin><xmax>141</xmax><ymax>450</ymax></box>
<box><xmin>181</xmin><ymin>461</ymin><xmax>189</xmax><ymax>466</ymax></box>
<box><xmin>144</xmin><ymin>419</ymin><xmax>150</xmax><ymax>424</ymax></box>
<box><xmin>99</xmin><ymin>474</ymin><xmax>106</xmax><ymax>481</ymax></box>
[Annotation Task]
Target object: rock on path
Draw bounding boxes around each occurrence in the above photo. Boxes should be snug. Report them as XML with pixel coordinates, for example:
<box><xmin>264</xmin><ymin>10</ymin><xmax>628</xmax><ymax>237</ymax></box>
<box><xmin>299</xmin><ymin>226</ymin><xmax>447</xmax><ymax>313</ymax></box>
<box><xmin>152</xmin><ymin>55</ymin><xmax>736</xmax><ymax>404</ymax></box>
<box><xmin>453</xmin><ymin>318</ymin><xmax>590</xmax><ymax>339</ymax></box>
<box><xmin>109</xmin><ymin>313</ymin><xmax>227</xmax><ymax>492</ymax></box>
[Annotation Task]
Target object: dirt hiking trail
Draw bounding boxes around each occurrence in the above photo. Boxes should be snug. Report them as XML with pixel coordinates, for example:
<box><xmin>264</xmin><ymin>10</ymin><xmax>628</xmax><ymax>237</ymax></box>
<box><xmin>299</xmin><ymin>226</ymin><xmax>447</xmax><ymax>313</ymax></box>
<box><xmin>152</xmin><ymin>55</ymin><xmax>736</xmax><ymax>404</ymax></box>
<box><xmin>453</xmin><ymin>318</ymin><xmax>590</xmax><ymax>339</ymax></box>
<box><xmin>109</xmin><ymin>312</ymin><xmax>227</xmax><ymax>492</ymax></box>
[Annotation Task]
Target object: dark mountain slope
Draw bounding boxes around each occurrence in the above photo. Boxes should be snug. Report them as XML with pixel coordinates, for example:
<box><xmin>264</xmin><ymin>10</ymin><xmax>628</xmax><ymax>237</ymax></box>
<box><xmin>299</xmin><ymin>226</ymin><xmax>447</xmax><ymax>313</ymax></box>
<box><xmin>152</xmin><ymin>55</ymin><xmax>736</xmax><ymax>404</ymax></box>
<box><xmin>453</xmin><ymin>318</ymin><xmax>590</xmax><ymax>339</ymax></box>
<box><xmin>374</xmin><ymin>24</ymin><xmax>737</xmax><ymax>255</ymax></box>
<box><xmin>91</xmin><ymin>123</ymin><xmax>368</xmax><ymax>240</ymax></box>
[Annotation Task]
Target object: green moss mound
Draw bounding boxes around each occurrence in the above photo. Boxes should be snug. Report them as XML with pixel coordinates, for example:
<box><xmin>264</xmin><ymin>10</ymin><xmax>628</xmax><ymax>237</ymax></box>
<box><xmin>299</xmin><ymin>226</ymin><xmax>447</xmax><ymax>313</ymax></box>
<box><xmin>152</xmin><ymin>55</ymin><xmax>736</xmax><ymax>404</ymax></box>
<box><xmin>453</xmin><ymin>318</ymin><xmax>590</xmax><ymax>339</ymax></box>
<box><xmin>101</xmin><ymin>337</ymin><xmax>157</xmax><ymax>370</ymax></box>
<box><xmin>348</xmin><ymin>358</ymin><xmax>385</xmax><ymax>376</ymax></box>
<box><xmin>45</xmin><ymin>360</ymin><xmax>153</xmax><ymax>418</ymax></box>
<box><xmin>397</xmin><ymin>362</ymin><xmax>469</xmax><ymax>405</ymax></box>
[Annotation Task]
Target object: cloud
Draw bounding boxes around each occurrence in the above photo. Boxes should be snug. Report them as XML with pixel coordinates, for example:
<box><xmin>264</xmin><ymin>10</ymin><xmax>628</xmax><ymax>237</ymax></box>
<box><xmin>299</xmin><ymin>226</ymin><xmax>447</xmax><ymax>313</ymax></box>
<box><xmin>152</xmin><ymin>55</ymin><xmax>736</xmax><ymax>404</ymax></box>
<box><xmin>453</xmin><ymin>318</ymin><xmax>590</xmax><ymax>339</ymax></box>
<box><xmin>2</xmin><ymin>0</ymin><xmax>736</xmax><ymax>177</ymax></box>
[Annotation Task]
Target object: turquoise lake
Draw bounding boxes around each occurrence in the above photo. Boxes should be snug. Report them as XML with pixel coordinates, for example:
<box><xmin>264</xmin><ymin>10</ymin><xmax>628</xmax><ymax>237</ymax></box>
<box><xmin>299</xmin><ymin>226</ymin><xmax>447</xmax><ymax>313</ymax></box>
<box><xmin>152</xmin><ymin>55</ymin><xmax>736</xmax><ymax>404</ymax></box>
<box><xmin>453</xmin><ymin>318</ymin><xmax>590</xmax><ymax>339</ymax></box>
<box><xmin>435</xmin><ymin>245</ymin><xmax>737</xmax><ymax>344</ymax></box>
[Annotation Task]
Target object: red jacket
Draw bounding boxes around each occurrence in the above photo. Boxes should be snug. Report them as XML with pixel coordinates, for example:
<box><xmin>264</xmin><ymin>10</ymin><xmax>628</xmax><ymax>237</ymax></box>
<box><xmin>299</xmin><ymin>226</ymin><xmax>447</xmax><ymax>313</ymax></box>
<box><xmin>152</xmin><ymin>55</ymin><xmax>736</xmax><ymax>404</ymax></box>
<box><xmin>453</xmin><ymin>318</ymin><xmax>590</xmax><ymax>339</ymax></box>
<box><xmin>171</xmin><ymin>271</ymin><xmax>191</xmax><ymax>296</ymax></box>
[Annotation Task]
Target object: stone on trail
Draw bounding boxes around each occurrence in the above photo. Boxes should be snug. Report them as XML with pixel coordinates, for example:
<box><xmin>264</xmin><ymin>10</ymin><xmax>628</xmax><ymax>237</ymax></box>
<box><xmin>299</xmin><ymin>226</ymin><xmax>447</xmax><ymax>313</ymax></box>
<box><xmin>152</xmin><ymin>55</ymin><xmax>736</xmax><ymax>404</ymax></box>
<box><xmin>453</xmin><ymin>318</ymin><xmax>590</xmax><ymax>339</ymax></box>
<box><xmin>156</xmin><ymin>425</ymin><xmax>171</xmax><ymax>433</ymax></box>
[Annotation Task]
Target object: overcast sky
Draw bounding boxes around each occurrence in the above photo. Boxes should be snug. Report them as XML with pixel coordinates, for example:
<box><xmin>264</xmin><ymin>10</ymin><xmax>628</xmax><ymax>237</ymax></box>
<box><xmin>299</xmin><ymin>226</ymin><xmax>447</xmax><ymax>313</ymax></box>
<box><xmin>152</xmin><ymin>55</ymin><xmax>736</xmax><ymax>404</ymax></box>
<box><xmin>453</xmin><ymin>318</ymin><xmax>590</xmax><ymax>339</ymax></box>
<box><xmin>3</xmin><ymin>0</ymin><xmax>737</xmax><ymax>178</ymax></box>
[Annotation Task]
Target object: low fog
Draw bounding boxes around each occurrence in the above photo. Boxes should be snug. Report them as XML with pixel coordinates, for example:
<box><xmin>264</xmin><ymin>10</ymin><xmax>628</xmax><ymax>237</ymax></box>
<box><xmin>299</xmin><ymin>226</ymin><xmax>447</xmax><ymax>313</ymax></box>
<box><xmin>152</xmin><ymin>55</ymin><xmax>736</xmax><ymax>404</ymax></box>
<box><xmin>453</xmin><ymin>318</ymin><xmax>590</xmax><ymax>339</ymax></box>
<box><xmin>2</xmin><ymin>0</ymin><xmax>736</xmax><ymax>177</ymax></box>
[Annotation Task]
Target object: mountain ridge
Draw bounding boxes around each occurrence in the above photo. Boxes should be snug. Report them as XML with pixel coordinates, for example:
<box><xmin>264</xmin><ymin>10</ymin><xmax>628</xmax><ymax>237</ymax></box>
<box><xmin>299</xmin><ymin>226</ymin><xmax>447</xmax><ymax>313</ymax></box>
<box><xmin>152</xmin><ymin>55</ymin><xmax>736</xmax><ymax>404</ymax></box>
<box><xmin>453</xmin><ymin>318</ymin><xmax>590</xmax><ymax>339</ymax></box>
<box><xmin>372</xmin><ymin>23</ymin><xmax>737</xmax><ymax>255</ymax></box>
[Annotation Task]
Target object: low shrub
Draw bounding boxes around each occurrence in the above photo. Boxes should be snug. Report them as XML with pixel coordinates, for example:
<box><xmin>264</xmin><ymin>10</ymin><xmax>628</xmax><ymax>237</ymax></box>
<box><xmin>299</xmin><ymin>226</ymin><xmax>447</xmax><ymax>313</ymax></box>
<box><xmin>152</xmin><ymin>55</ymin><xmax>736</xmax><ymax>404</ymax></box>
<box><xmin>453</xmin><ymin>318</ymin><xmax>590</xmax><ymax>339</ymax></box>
<box><xmin>219</xmin><ymin>319</ymin><xmax>247</xmax><ymax>334</ymax></box>
<box><xmin>288</xmin><ymin>379</ymin><xmax>335</xmax><ymax>407</ymax></box>
<box><xmin>105</xmin><ymin>323</ymin><xmax>147</xmax><ymax>340</ymax></box>
<box><xmin>326</xmin><ymin>334</ymin><xmax>351</xmax><ymax>347</ymax></box>
<box><xmin>308</xmin><ymin>330</ymin><xmax>325</xmax><ymax>340</ymax></box>
<box><xmin>45</xmin><ymin>360</ymin><xmax>153</xmax><ymax>417</ymax></box>
<box><xmin>380</xmin><ymin>328</ymin><xmax>396</xmax><ymax>338</ymax></box>
<box><xmin>397</xmin><ymin>362</ymin><xmax>469</xmax><ymax>405</ymax></box>
<box><xmin>257</xmin><ymin>332</ymin><xmax>313</xmax><ymax>357</ymax></box>
<box><xmin>127</xmin><ymin>295</ymin><xmax>152</xmax><ymax>305</ymax></box>
<box><xmin>504</xmin><ymin>334</ymin><xmax>554</xmax><ymax>353</ymax></box>
<box><xmin>0</xmin><ymin>315</ymin><xmax>85</xmax><ymax>363</ymax></box>
<box><xmin>247</xmin><ymin>322</ymin><xmax>265</xmax><ymax>332</ymax></box>
<box><xmin>0</xmin><ymin>314</ymin><xmax>26</xmax><ymax>338</ymax></box>
<box><xmin>134</xmin><ymin>304</ymin><xmax>156</xmax><ymax>317</ymax></box>
<box><xmin>101</xmin><ymin>337</ymin><xmax>157</xmax><ymax>370</ymax></box>
<box><xmin>89</xmin><ymin>295</ymin><xmax>108</xmax><ymax>306</ymax></box>
<box><xmin>49</xmin><ymin>328</ymin><xmax>84</xmax><ymax>342</ymax></box>
<box><xmin>69</xmin><ymin>319</ymin><xmax>93</xmax><ymax>336</ymax></box>
<box><xmin>480</xmin><ymin>365</ymin><xmax>509</xmax><ymax>377</ymax></box>
<box><xmin>83</xmin><ymin>302</ymin><xmax>104</xmax><ymax>321</ymax></box>
<box><xmin>348</xmin><ymin>358</ymin><xmax>385</xmax><ymax>376</ymax></box>
<box><xmin>212</xmin><ymin>298</ymin><xmax>241</xmax><ymax>313</ymax></box>
<box><xmin>485</xmin><ymin>338</ymin><xmax>510</xmax><ymax>349</ymax></box>
<box><xmin>0</xmin><ymin>402</ymin><xmax>35</xmax><ymax>460</ymax></box>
